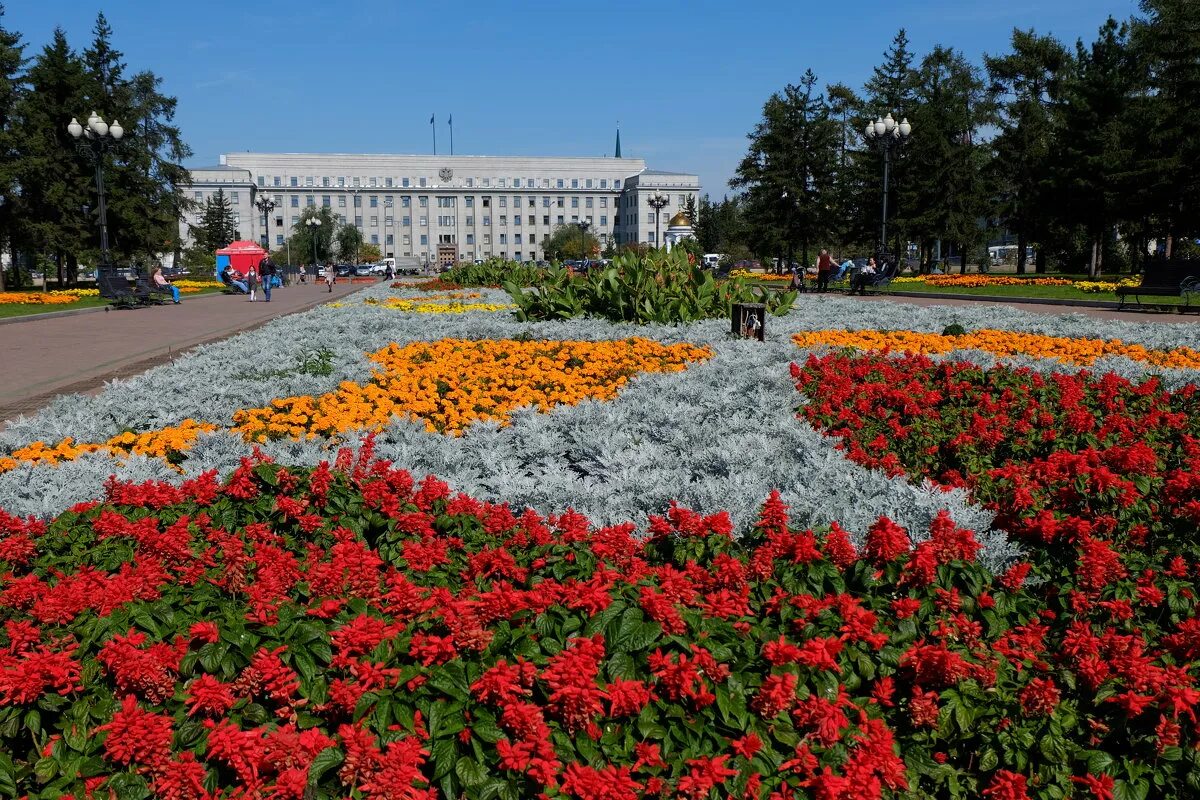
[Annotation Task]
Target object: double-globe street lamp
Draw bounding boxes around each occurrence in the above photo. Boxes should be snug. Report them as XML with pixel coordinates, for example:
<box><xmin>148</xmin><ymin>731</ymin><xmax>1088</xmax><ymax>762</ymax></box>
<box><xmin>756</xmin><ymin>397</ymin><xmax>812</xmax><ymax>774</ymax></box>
<box><xmin>864</xmin><ymin>112</ymin><xmax>912</xmax><ymax>261</ymax></box>
<box><xmin>647</xmin><ymin>191</ymin><xmax>669</xmax><ymax>249</ymax></box>
<box><xmin>67</xmin><ymin>112</ymin><xmax>125</xmax><ymax>273</ymax></box>
<box><xmin>575</xmin><ymin>220</ymin><xmax>590</xmax><ymax>263</ymax></box>
<box><xmin>305</xmin><ymin>217</ymin><xmax>322</xmax><ymax>271</ymax></box>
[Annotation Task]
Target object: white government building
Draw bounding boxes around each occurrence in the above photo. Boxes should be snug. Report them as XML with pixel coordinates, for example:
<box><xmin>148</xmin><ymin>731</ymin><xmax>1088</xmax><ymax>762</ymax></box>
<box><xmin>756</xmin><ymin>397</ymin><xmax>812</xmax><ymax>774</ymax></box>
<box><xmin>181</xmin><ymin>150</ymin><xmax>699</xmax><ymax>266</ymax></box>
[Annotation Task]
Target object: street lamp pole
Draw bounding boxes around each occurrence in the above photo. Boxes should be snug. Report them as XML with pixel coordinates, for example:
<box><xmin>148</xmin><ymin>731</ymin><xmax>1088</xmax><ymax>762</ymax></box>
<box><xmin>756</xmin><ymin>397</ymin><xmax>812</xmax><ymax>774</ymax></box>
<box><xmin>255</xmin><ymin>194</ymin><xmax>276</xmax><ymax>252</ymax></box>
<box><xmin>575</xmin><ymin>220</ymin><xmax>590</xmax><ymax>263</ymax></box>
<box><xmin>864</xmin><ymin>113</ymin><xmax>912</xmax><ymax>261</ymax></box>
<box><xmin>67</xmin><ymin>112</ymin><xmax>125</xmax><ymax>272</ymax></box>
<box><xmin>305</xmin><ymin>217</ymin><xmax>322</xmax><ymax>270</ymax></box>
<box><xmin>647</xmin><ymin>191</ymin><xmax>669</xmax><ymax>250</ymax></box>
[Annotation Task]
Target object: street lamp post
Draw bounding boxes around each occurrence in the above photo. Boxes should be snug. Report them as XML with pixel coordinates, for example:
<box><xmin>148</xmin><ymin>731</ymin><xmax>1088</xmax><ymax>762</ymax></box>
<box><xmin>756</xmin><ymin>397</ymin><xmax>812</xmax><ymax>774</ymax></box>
<box><xmin>67</xmin><ymin>112</ymin><xmax>125</xmax><ymax>273</ymax></box>
<box><xmin>864</xmin><ymin>112</ymin><xmax>912</xmax><ymax>261</ymax></box>
<box><xmin>255</xmin><ymin>194</ymin><xmax>276</xmax><ymax>253</ymax></box>
<box><xmin>575</xmin><ymin>220</ymin><xmax>590</xmax><ymax>263</ymax></box>
<box><xmin>384</xmin><ymin>197</ymin><xmax>394</xmax><ymax>258</ymax></box>
<box><xmin>305</xmin><ymin>217</ymin><xmax>322</xmax><ymax>270</ymax></box>
<box><xmin>647</xmin><ymin>191</ymin><xmax>669</xmax><ymax>249</ymax></box>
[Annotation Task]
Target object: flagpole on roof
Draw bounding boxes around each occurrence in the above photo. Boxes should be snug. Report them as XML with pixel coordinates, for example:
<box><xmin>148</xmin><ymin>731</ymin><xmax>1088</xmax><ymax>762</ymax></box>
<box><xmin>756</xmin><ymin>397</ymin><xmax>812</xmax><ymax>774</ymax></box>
<box><xmin>431</xmin><ymin>114</ymin><xmax>437</xmax><ymax>155</ymax></box>
<box><xmin>449</xmin><ymin>114</ymin><xmax>454</xmax><ymax>156</ymax></box>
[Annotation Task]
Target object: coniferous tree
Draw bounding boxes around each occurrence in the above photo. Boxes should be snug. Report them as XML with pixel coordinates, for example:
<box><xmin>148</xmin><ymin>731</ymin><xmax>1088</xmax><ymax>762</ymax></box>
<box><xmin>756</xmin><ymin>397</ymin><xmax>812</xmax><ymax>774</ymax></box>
<box><xmin>986</xmin><ymin>29</ymin><xmax>1071</xmax><ymax>273</ymax></box>
<box><xmin>732</xmin><ymin>70</ymin><xmax>841</xmax><ymax>269</ymax></box>
<box><xmin>0</xmin><ymin>3</ymin><xmax>25</xmax><ymax>290</ymax></box>
<box><xmin>188</xmin><ymin>188</ymin><xmax>238</xmax><ymax>254</ymax></box>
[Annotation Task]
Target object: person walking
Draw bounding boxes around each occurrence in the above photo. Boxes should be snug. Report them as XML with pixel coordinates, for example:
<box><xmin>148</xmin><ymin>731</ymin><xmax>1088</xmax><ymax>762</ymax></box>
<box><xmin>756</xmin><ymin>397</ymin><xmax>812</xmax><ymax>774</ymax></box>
<box><xmin>151</xmin><ymin>265</ymin><xmax>180</xmax><ymax>304</ymax></box>
<box><xmin>816</xmin><ymin>249</ymin><xmax>833</xmax><ymax>293</ymax></box>
<box><xmin>247</xmin><ymin>262</ymin><xmax>259</xmax><ymax>302</ymax></box>
<box><xmin>298</xmin><ymin>263</ymin><xmax>306</xmax><ymax>284</ymax></box>
<box><xmin>259</xmin><ymin>256</ymin><xmax>277</xmax><ymax>302</ymax></box>
<box><xmin>324</xmin><ymin>262</ymin><xmax>335</xmax><ymax>293</ymax></box>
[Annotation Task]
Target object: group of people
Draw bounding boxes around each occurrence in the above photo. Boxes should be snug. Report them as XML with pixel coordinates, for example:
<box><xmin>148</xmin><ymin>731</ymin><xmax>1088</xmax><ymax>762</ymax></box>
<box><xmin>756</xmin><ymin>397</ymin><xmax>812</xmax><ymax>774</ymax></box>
<box><xmin>219</xmin><ymin>257</ymin><xmax>282</xmax><ymax>301</ymax></box>
<box><xmin>787</xmin><ymin>250</ymin><xmax>890</xmax><ymax>296</ymax></box>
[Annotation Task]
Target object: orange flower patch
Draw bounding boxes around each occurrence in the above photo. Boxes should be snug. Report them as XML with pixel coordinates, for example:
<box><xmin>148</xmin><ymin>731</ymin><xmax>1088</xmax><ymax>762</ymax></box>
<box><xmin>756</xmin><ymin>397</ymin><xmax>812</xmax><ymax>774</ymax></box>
<box><xmin>233</xmin><ymin>338</ymin><xmax>713</xmax><ymax>439</ymax></box>
<box><xmin>792</xmin><ymin>328</ymin><xmax>1200</xmax><ymax>370</ymax></box>
<box><xmin>0</xmin><ymin>420</ymin><xmax>217</xmax><ymax>474</ymax></box>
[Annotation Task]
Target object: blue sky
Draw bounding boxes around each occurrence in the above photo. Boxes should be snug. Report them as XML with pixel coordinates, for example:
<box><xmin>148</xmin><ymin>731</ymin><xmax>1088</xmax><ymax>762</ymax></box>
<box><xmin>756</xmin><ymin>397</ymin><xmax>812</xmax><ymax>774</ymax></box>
<box><xmin>8</xmin><ymin>0</ymin><xmax>1140</xmax><ymax>194</ymax></box>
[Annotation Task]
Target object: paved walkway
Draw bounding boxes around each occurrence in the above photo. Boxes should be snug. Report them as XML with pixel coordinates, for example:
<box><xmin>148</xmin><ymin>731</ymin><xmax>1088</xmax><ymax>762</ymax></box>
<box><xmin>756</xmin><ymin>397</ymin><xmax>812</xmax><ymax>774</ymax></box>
<box><xmin>850</xmin><ymin>292</ymin><xmax>1200</xmax><ymax>326</ymax></box>
<box><xmin>0</xmin><ymin>280</ymin><xmax>368</xmax><ymax>423</ymax></box>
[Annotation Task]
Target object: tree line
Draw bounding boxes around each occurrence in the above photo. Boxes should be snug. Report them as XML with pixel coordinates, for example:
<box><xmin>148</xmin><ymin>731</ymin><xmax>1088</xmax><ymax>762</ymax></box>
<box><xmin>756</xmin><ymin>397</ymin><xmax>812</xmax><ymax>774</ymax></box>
<box><xmin>700</xmin><ymin>0</ymin><xmax>1198</xmax><ymax>276</ymax></box>
<box><xmin>0</xmin><ymin>6</ymin><xmax>189</xmax><ymax>289</ymax></box>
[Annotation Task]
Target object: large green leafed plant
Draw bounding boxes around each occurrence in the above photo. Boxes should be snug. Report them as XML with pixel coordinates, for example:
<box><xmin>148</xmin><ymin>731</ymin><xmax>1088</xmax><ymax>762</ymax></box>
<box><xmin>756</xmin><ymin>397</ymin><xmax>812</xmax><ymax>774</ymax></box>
<box><xmin>440</xmin><ymin>259</ymin><xmax>545</xmax><ymax>288</ymax></box>
<box><xmin>503</xmin><ymin>250</ymin><xmax>796</xmax><ymax>324</ymax></box>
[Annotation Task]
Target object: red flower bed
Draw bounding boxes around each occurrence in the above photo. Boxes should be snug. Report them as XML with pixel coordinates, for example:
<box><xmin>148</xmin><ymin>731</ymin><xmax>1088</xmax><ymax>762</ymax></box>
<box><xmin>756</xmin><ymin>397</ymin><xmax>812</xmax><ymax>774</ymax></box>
<box><xmin>1</xmin><ymin>440</ymin><xmax>1196</xmax><ymax>799</ymax></box>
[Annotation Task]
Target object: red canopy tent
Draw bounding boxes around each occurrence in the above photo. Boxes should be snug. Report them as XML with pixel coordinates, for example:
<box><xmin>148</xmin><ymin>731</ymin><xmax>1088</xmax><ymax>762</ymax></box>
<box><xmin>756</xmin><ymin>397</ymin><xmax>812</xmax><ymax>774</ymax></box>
<box><xmin>215</xmin><ymin>240</ymin><xmax>267</xmax><ymax>277</ymax></box>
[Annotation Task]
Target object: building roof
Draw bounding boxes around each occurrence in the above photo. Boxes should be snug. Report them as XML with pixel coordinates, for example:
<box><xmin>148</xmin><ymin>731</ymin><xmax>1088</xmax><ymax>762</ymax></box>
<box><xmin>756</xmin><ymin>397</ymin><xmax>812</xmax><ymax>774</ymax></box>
<box><xmin>189</xmin><ymin>165</ymin><xmax>251</xmax><ymax>172</ymax></box>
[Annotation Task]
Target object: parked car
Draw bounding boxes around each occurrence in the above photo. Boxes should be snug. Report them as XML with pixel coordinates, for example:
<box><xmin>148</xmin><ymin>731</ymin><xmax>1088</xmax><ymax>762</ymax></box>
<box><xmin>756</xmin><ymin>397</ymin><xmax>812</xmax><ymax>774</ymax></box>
<box><xmin>353</xmin><ymin>264</ymin><xmax>374</xmax><ymax>277</ymax></box>
<box><xmin>731</xmin><ymin>260</ymin><xmax>761</xmax><ymax>272</ymax></box>
<box><xmin>334</xmin><ymin>264</ymin><xmax>354</xmax><ymax>277</ymax></box>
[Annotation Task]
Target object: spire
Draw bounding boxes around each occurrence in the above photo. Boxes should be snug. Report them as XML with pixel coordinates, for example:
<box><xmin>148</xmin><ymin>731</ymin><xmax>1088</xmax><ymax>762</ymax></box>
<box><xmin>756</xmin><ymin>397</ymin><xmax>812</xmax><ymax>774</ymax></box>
<box><xmin>614</xmin><ymin>123</ymin><xmax>622</xmax><ymax>159</ymax></box>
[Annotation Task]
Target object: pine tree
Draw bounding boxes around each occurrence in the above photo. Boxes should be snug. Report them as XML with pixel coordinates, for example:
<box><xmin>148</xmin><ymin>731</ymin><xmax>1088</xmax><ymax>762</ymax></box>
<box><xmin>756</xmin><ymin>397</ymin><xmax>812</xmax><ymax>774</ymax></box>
<box><xmin>11</xmin><ymin>28</ymin><xmax>90</xmax><ymax>285</ymax></box>
<box><xmin>732</xmin><ymin>70</ymin><xmax>841</xmax><ymax>269</ymax></box>
<box><xmin>985</xmin><ymin>29</ymin><xmax>1071</xmax><ymax>273</ymax></box>
<box><xmin>189</xmin><ymin>188</ymin><xmax>238</xmax><ymax>253</ymax></box>
<box><xmin>0</xmin><ymin>2</ymin><xmax>26</xmax><ymax>290</ymax></box>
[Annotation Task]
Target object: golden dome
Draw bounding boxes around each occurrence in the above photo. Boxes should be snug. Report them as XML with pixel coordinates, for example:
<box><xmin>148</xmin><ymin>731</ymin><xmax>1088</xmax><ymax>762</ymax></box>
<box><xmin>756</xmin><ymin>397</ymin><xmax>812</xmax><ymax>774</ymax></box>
<box><xmin>667</xmin><ymin>211</ymin><xmax>692</xmax><ymax>227</ymax></box>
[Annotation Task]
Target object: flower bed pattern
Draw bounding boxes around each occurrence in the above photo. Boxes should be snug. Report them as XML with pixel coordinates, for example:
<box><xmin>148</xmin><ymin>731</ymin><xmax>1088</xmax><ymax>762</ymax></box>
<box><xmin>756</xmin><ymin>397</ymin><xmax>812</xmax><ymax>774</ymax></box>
<box><xmin>2</xmin><ymin>451</ymin><xmax>1194</xmax><ymax>799</ymax></box>
<box><xmin>892</xmin><ymin>275</ymin><xmax>1076</xmax><ymax>288</ymax></box>
<box><xmin>792</xmin><ymin>328</ymin><xmax>1200</xmax><ymax>370</ymax></box>
<box><xmin>233</xmin><ymin>338</ymin><xmax>712</xmax><ymax>439</ymax></box>
<box><xmin>0</xmin><ymin>421</ymin><xmax>216</xmax><ymax>475</ymax></box>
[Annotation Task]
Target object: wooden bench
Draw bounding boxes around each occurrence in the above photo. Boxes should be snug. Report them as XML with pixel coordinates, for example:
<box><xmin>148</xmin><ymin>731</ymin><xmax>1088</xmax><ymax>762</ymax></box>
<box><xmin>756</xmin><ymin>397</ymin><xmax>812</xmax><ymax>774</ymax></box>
<box><xmin>96</xmin><ymin>268</ymin><xmax>139</xmax><ymax>310</ymax></box>
<box><xmin>1116</xmin><ymin>261</ymin><xmax>1200</xmax><ymax>310</ymax></box>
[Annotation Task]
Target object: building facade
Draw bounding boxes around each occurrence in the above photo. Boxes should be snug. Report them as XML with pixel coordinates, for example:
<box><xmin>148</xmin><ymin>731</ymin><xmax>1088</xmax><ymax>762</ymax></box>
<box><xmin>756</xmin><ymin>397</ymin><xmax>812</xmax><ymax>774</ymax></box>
<box><xmin>181</xmin><ymin>153</ymin><xmax>699</xmax><ymax>264</ymax></box>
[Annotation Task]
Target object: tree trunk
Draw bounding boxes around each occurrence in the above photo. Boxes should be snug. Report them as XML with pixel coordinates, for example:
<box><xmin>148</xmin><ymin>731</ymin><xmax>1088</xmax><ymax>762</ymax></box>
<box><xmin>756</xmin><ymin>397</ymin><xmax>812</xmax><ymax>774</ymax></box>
<box><xmin>1016</xmin><ymin>232</ymin><xmax>1028</xmax><ymax>275</ymax></box>
<box><xmin>1089</xmin><ymin>238</ymin><xmax>1099</xmax><ymax>279</ymax></box>
<box><xmin>959</xmin><ymin>244</ymin><xmax>968</xmax><ymax>274</ymax></box>
<box><xmin>1035</xmin><ymin>249</ymin><xmax>1047</xmax><ymax>274</ymax></box>
<box><xmin>0</xmin><ymin>238</ymin><xmax>6</xmax><ymax>292</ymax></box>
<box><xmin>66</xmin><ymin>254</ymin><xmax>79</xmax><ymax>286</ymax></box>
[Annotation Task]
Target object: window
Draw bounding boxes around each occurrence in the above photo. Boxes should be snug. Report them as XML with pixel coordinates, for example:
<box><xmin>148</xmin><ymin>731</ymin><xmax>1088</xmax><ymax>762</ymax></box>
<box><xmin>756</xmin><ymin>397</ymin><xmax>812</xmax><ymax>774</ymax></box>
<box><xmin>339</xmin><ymin>196</ymin><xmax>346</xmax><ymax>207</ymax></box>
<box><xmin>542</xmin><ymin>197</ymin><xmax>551</xmax><ymax>208</ymax></box>
<box><xmin>466</xmin><ymin>178</ymin><xmax>474</xmax><ymax>187</ymax></box>
<box><xmin>543</xmin><ymin>215</ymin><xmax>550</xmax><ymax>226</ymax></box>
<box><xmin>370</xmin><ymin>234</ymin><xmax>378</xmax><ymax>244</ymax></box>
<box><xmin>586</xmin><ymin>179</ymin><xmax>593</xmax><ymax>188</ymax></box>
<box><xmin>679</xmin><ymin>195</ymin><xmax>687</xmax><ymax>206</ymax></box>
<box><xmin>420</xmin><ymin>234</ymin><xmax>428</xmax><ymax>245</ymax></box>
<box><xmin>600</xmin><ymin>197</ymin><xmax>608</xmax><ymax>208</ymax></box>
<box><xmin>541</xmin><ymin>179</ymin><xmax>550</xmax><ymax>188</ymax></box>
<box><xmin>500</xmin><ymin>234</ymin><xmax>507</xmax><ymax>244</ymax></box>
<box><xmin>403</xmin><ymin>234</ymin><xmax>411</xmax><ymax>245</ymax></box>
<box><xmin>370</xmin><ymin>196</ymin><xmax>378</xmax><ymax>207</ymax></box>
<box><xmin>232</xmin><ymin>212</ymin><xmax>240</xmax><ymax>225</ymax></box>
<box><xmin>513</xmin><ymin>196</ymin><xmax>520</xmax><ymax>206</ymax></box>
<box><xmin>402</xmin><ymin>216</ymin><xmax>411</xmax><ymax>226</ymax></box>
<box><xmin>647</xmin><ymin>212</ymin><xmax>656</xmax><ymax>224</ymax></box>
<box><xmin>499</xmin><ymin>197</ymin><xmax>507</xmax><ymax>207</ymax></box>
<box><xmin>290</xmin><ymin>177</ymin><xmax>298</xmax><ymax>187</ymax></box>
<box><xmin>419</xmin><ymin>177</ymin><xmax>427</xmax><ymax>187</ymax></box>
<box><xmin>194</xmin><ymin>191</ymin><xmax>202</xmax><ymax>201</ymax></box>
<box><xmin>335</xmin><ymin>214</ymin><xmax>344</xmax><ymax>224</ymax></box>
<box><xmin>305</xmin><ymin>177</ymin><xmax>313</xmax><ymax>187</ymax></box>
<box><xmin>338</xmin><ymin>177</ymin><xmax>346</xmax><ymax>187</ymax></box>
<box><xmin>557</xmin><ymin>215</ymin><xmax>564</xmax><ymax>225</ymax></box>
<box><xmin>306</xmin><ymin>195</ymin><xmax>315</xmax><ymax>206</ymax></box>
<box><xmin>230</xmin><ymin>191</ymin><xmax>240</xmax><ymax>203</ymax></box>
<box><xmin>385</xmin><ymin>216</ymin><xmax>393</xmax><ymax>225</ymax></box>
<box><xmin>274</xmin><ymin>176</ymin><xmax>282</xmax><ymax>187</ymax></box>
<box><xmin>369</xmin><ymin>177</ymin><xmax>377</xmax><ymax>187</ymax></box>
<box><xmin>571</xmin><ymin>215</ymin><xmax>579</xmax><ymax>223</ymax></box>
<box><xmin>483</xmin><ymin>234</ymin><xmax>491</xmax><ymax>245</ymax></box>
<box><xmin>482</xmin><ymin>197</ymin><xmax>490</xmax><ymax>207</ymax></box>
<box><xmin>353</xmin><ymin>177</ymin><xmax>361</xmax><ymax>187</ymax></box>
<box><xmin>528</xmin><ymin>216</ymin><xmax>535</xmax><ymax>225</ymax></box>
<box><xmin>400</xmin><ymin>196</ymin><xmax>410</xmax><ymax>208</ymax></box>
<box><xmin>483</xmin><ymin>216</ymin><xmax>491</xmax><ymax>226</ymax></box>
<box><xmin>274</xmin><ymin>195</ymin><xmax>282</xmax><ymax>206</ymax></box>
<box><xmin>499</xmin><ymin>178</ymin><xmax>506</xmax><ymax>188</ymax></box>
<box><xmin>386</xmin><ymin>234</ymin><xmax>394</xmax><ymax>244</ymax></box>
<box><xmin>465</xmin><ymin>216</ymin><xmax>474</xmax><ymax>226</ymax></box>
<box><xmin>614</xmin><ymin>179</ymin><xmax>621</xmax><ymax>189</ymax></box>
<box><xmin>527</xmin><ymin>178</ymin><xmax>535</xmax><ymax>187</ymax></box>
<box><xmin>556</xmin><ymin>179</ymin><xmax>564</xmax><ymax>188</ymax></box>
<box><xmin>556</xmin><ymin>197</ymin><xmax>565</xmax><ymax>208</ymax></box>
<box><xmin>321</xmin><ymin>177</ymin><xmax>330</xmax><ymax>187</ymax></box>
<box><xmin>419</xmin><ymin>196</ymin><xmax>428</xmax><ymax>208</ymax></box>
<box><xmin>385</xmin><ymin>177</ymin><xmax>393</xmax><ymax>188</ymax></box>
<box><xmin>600</xmin><ymin>179</ymin><xmax>607</xmax><ymax>189</ymax></box>
<box><xmin>515</xmin><ymin>234</ymin><xmax>522</xmax><ymax>244</ymax></box>
<box><xmin>500</xmin><ymin>215</ymin><xmax>507</xmax><ymax>226</ymax></box>
<box><xmin>402</xmin><ymin>177</ymin><xmax>410</xmax><ymax>187</ymax></box>
<box><xmin>370</xmin><ymin>216</ymin><xmax>378</xmax><ymax>226</ymax></box>
<box><xmin>276</xmin><ymin>234</ymin><xmax>284</xmax><ymax>245</ymax></box>
<box><xmin>438</xmin><ymin>216</ymin><xmax>455</xmax><ymax>226</ymax></box>
<box><xmin>482</xmin><ymin>178</ymin><xmax>490</xmax><ymax>187</ymax></box>
<box><xmin>571</xmin><ymin>198</ymin><xmax>579</xmax><ymax>208</ymax></box>
<box><xmin>291</xmin><ymin>215</ymin><xmax>299</xmax><ymax>225</ymax></box>
<box><xmin>600</xmin><ymin>215</ymin><xmax>607</xmax><ymax>226</ymax></box>
<box><xmin>466</xmin><ymin>233</ymin><xmax>474</xmax><ymax>244</ymax></box>
<box><xmin>354</xmin><ymin>215</ymin><xmax>363</xmax><ymax>226</ymax></box>
<box><xmin>437</xmin><ymin>197</ymin><xmax>453</xmax><ymax>208</ymax></box>
<box><xmin>571</xmin><ymin>179</ymin><xmax>579</xmax><ymax>188</ymax></box>
<box><xmin>465</xmin><ymin>197</ymin><xmax>474</xmax><ymax>207</ymax></box>
<box><xmin>419</xmin><ymin>216</ymin><xmax>428</xmax><ymax>226</ymax></box>
<box><xmin>586</xmin><ymin>198</ymin><xmax>593</xmax><ymax>208</ymax></box>
<box><xmin>529</xmin><ymin>234</ymin><xmax>535</xmax><ymax>243</ymax></box>
<box><xmin>322</xmin><ymin>196</ymin><xmax>331</xmax><ymax>207</ymax></box>
<box><xmin>514</xmin><ymin>252</ymin><xmax>521</xmax><ymax>260</ymax></box>
<box><xmin>528</xmin><ymin>198</ymin><xmax>536</xmax><ymax>208</ymax></box>
<box><xmin>648</xmin><ymin>232</ymin><xmax>656</xmax><ymax>242</ymax></box>
<box><xmin>514</xmin><ymin>215</ymin><xmax>521</xmax><ymax>226</ymax></box>
<box><xmin>353</xmin><ymin>195</ymin><xmax>362</xmax><ymax>208</ymax></box>
<box><xmin>257</xmin><ymin>176</ymin><xmax>265</xmax><ymax>187</ymax></box>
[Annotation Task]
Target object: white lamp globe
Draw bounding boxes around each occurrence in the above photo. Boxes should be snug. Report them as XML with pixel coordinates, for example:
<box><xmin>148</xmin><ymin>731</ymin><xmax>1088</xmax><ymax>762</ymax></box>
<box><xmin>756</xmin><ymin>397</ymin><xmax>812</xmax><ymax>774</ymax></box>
<box><xmin>109</xmin><ymin>120</ymin><xmax>124</xmax><ymax>140</ymax></box>
<box><xmin>68</xmin><ymin>118</ymin><xmax>83</xmax><ymax>138</ymax></box>
<box><xmin>874</xmin><ymin>118</ymin><xmax>887</xmax><ymax>136</ymax></box>
<box><xmin>883</xmin><ymin>113</ymin><xmax>896</xmax><ymax>132</ymax></box>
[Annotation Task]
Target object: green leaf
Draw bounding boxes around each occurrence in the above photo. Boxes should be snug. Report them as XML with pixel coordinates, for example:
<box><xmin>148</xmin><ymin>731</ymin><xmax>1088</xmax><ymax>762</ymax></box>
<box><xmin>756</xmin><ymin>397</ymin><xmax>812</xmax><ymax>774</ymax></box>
<box><xmin>431</xmin><ymin>738</ymin><xmax>458</xmax><ymax>780</ymax></box>
<box><xmin>427</xmin><ymin>660</ymin><xmax>471</xmax><ymax>702</ymax></box>
<box><xmin>307</xmin><ymin>747</ymin><xmax>344</xmax><ymax>784</ymax></box>
<box><xmin>455</xmin><ymin>756</ymin><xmax>488</xmax><ymax>789</ymax></box>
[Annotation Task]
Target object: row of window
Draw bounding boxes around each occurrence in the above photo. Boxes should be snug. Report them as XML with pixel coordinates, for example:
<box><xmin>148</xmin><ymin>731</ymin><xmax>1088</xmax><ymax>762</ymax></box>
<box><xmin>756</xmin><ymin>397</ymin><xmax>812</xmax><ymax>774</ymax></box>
<box><xmin>198</xmin><ymin>190</ymin><xmax>691</xmax><ymax>214</ymax></box>
<box><xmin>268</xmin><ymin>214</ymin><xmax>612</xmax><ymax>229</ymax></box>
<box><xmin>255</xmin><ymin>175</ymin><xmax>623</xmax><ymax>190</ymax></box>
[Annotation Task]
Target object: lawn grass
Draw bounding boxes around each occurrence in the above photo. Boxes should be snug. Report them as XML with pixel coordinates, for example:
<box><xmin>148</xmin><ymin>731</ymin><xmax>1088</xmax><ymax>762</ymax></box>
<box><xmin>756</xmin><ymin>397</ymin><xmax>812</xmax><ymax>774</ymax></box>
<box><xmin>0</xmin><ymin>287</ymin><xmax>225</xmax><ymax>320</ymax></box>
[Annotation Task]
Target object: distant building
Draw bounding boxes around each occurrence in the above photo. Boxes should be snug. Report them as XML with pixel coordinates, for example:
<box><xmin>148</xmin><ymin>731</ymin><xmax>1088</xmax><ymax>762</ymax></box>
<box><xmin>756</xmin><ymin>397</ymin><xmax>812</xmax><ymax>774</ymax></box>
<box><xmin>181</xmin><ymin>149</ymin><xmax>699</xmax><ymax>263</ymax></box>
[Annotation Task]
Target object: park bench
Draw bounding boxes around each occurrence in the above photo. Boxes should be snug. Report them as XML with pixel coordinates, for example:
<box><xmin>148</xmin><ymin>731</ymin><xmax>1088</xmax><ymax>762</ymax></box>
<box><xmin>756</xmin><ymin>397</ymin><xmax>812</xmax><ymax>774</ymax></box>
<box><xmin>133</xmin><ymin>268</ymin><xmax>169</xmax><ymax>306</ymax></box>
<box><xmin>848</xmin><ymin>260</ymin><xmax>898</xmax><ymax>295</ymax></box>
<box><xmin>1116</xmin><ymin>260</ymin><xmax>1200</xmax><ymax>311</ymax></box>
<box><xmin>96</xmin><ymin>268</ymin><xmax>141</xmax><ymax>310</ymax></box>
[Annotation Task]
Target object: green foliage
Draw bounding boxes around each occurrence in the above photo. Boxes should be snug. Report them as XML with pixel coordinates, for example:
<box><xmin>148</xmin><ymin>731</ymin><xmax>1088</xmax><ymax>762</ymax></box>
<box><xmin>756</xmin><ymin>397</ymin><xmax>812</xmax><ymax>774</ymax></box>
<box><xmin>504</xmin><ymin>248</ymin><xmax>796</xmax><ymax>324</ymax></box>
<box><xmin>188</xmin><ymin>188</ymin><xmax>238</xmax><ymax>254</ymax></box>
<box><xmin>285</xmin><ymin>206</ymin><xmax>337</xmax><ymax>266</ymax></box>
<box><xmin>942</xmin><ymin>323</ymin><xmax>967</xmax><ymax>336</ymax></box>
<box><xmin>335</xmin><ymin>222</ymin><xmax>362</xmax><ymax>263</ymax></box>
<box><xmin>440</xmin><ymin>258</ymin><xmax>544</xmax><ymax>287</ymax></box>
<box><xmin>541</xmin><ymin>224</ymin><xmax>600</xmax><ymax>261</ymax></box>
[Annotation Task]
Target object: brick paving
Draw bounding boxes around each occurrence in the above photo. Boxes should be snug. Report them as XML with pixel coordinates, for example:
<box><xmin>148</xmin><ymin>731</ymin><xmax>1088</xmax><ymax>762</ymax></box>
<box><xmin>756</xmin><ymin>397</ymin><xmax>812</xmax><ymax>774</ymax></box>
<box><xmin>849</xmin><ymin>292</ymin><xmax>1200</xmax><ymax>325</ymax></box>
<box><xmin>0</xmin><ymin>279</ymin><xmax>368</xmax><ymax>423</ymax></box>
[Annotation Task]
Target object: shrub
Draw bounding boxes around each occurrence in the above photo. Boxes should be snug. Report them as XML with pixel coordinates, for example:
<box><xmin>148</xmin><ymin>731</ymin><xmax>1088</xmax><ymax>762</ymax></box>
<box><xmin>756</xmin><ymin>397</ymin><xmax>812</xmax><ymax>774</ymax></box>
<box><xmin>440</xmin><ymin>259</ymin><xmax>545</xmax><ymax>288</ymax></box>
<box><xmin>504</xmin><ymin>249</ymin><xmax>796</xmax><ymax>324</ymax></box>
